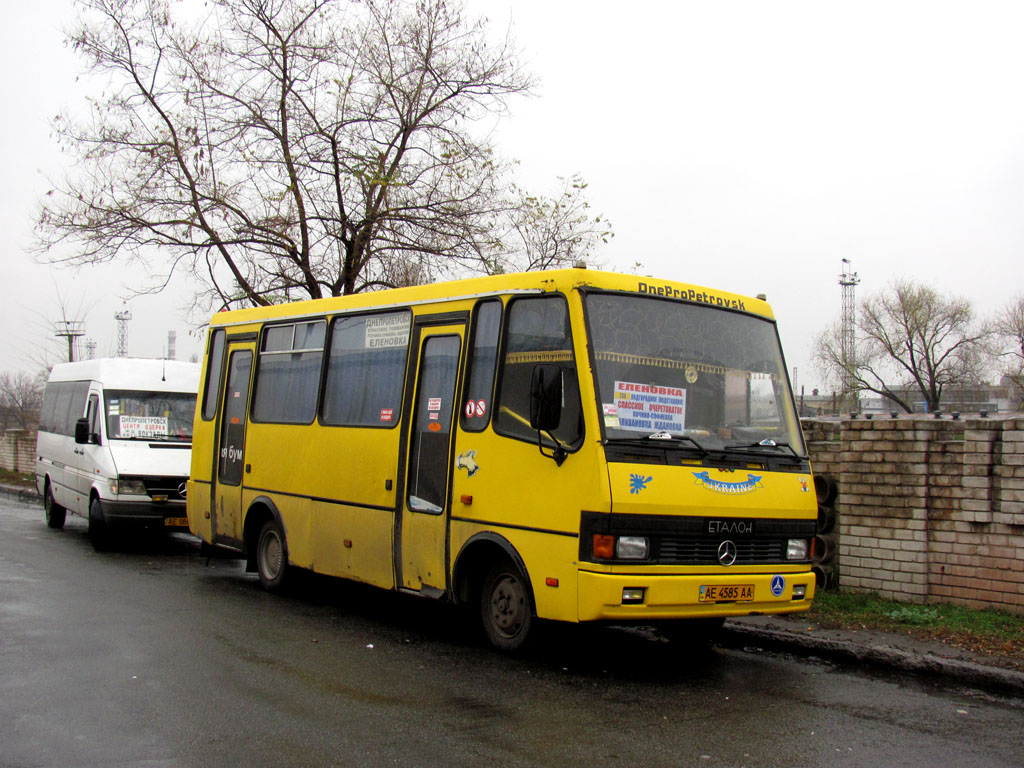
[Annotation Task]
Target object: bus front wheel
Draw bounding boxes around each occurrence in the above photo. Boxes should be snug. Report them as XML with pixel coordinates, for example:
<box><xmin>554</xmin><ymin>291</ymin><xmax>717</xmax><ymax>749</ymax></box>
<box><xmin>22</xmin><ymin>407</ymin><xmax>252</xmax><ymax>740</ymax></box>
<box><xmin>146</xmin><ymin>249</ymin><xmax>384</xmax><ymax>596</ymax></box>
<box><xmin>480</xmin><ymin>562</ymin><xmax>533</xmax><ymax>652</ymax></box>
<box><xmin>256</xmin><ymin>519</ymin><xmax>290</xmax><ymax>591</ymax></box>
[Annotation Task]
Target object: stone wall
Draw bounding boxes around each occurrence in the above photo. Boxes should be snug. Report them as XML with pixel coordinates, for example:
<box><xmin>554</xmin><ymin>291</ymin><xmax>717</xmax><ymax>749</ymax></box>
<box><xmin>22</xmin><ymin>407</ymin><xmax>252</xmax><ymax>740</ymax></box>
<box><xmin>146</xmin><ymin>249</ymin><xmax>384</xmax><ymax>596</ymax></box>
<box><xmin>803</xmin><ymin>416</ymin><xmax>1024</xmax><ymax>615</ymax></box>
<box><xmin>0</xmin><ymin>429</ymin><xmax>37</xmax><ymax>475</ymax></box>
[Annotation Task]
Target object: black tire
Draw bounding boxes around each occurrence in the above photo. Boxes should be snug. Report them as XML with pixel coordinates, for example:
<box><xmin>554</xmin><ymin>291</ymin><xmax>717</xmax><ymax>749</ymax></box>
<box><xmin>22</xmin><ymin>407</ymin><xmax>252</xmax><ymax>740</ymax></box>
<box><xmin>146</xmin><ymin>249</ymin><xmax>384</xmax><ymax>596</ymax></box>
<box><xmin>480</xmin><ymin>561</ymin><xmax>534</xmax><ymax>651</ymax></box>
<box><xmin>659</xmin><ymin>616</ymin><xmax>726</xmax><ymax>647</ymax></box>
<box><xmin>256</xmin><ymin>518</ymin><xmax>290</xmax><ymax>591</ymax></box>
<box><xmin>816</xmin><ymin>503</ymin><xmax>837</xmax><ymax>534</ymax></box>
<box><xmin>89</xmin><ymin>497</ymin><xmax>112</xmax><ymax>552</ymax></box>
<box><xmin>44</xmin><ymin>483</ymin><xmax>66</xmax><ymax>530</ymax></box>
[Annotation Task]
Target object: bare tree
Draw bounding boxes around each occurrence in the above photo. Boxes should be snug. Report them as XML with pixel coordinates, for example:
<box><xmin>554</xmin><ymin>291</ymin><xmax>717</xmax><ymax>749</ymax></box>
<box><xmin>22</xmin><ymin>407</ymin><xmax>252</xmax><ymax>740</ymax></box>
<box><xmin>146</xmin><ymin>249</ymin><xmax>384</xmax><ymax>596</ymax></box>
<box><xmin>36</xmin><ymin>0</ymin><xmax>608</xmax><ymax>314</ymax></box>
<box><xmin>484</xmin><ymin>175</ymin><xmax>614</xmax><ymax>273</ymax></box>
<box><xmin>0</xmin><ymin>372</ymin><xmax>45</xmax><ymax>432</ymax></box>
<box><xmin>813</xmin><ymin>280</ymin><xmax>990</xmax><ymax>413</ymax></box>
<box><xmin>992</xmin><ymin>294</ymin><xmax>1024</xmax><ymax>407</ymax></box>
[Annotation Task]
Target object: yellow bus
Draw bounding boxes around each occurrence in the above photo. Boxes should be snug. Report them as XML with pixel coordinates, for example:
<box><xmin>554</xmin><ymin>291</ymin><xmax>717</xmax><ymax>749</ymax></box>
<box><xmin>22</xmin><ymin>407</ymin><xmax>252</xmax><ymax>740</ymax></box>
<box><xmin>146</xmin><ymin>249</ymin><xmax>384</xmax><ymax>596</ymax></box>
<box><xmin>187</xmin><ymin>268</ymin><xmax>817</xmax><ymax>650</ymax></box>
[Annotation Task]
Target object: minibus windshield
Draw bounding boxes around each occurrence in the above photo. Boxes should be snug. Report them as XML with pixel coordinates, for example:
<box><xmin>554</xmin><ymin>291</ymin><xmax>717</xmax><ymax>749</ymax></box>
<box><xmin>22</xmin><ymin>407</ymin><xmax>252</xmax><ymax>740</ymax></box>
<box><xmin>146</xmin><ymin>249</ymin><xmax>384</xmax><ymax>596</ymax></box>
<box><xmin>104</xmin><ymin>390</ymin><xmax>196</xmax><ymax>441</ymax></box>
<box><xmin>584</xmin><ymin>292</ymin><xmax>805</xmax><ymax>456</ymax></box>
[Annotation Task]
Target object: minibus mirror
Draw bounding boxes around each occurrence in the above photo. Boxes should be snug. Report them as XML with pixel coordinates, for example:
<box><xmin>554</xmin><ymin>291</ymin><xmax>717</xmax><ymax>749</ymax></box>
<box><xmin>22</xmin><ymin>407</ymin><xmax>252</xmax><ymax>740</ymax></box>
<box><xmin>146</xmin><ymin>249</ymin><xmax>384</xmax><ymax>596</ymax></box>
<box><xmin>74</xmin><ymin>418</ymin><xmax>90</xmax><ymax>445</ymax></box>
<box><xmin>530</xmin><ymin>364</ymin><xmax>563</xmax><ymax>432</ymax></box>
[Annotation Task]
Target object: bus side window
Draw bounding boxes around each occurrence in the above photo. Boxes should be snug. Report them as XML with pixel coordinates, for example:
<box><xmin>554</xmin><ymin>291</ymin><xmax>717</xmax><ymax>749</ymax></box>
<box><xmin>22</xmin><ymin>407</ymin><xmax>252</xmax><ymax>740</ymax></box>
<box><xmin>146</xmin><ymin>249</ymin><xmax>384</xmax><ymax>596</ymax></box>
<box><xmin>321</xmin><ymin>311</ymin><xmax>411</xmax><ymax>428</ymax></box>
<box><xmin>461</xmin><ymin>300</ymin><xmax>501</xmax><ymax>432</ymax></box>
<box><xmin>494</xmin><ymin>295</ymin><xmax>583</xmax><ymax>448</ymax></box>
<box><xmin>201</xmin><ymin>329</ymin><xmax>226</xmax><ymax>421</ymax></box>
<box><xmin>251</xmin><ymin>320</ymin><xmax>326</xmax><ymax>424</ymax></box>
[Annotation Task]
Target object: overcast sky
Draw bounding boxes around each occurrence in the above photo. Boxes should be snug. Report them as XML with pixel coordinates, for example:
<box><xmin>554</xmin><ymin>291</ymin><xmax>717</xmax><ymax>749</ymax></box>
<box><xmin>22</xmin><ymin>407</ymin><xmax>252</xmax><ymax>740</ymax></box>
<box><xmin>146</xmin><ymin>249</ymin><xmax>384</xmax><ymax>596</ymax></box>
<box><xmin>4</xmin><ymin>0</ymin><xmax>1024</xmax><ymax>396</ymax></box>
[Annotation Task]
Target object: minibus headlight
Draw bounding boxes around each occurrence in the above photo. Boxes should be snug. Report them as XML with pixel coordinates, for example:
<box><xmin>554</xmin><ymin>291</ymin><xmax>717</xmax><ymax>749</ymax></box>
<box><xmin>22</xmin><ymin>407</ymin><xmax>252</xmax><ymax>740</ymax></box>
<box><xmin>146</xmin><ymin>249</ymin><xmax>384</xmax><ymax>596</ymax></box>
<box><xmin>616</xmin><ymin>536</ymin><xmax>650</xmax><ymax>560</ymax></box>
<box><xmin>112</xmin><ymin>477</ymin><xmax>148</xmax><ymax>496</ymax></box>
<box><xmin>786</xmin><ymin>538</ymin><xmax>809</xmax><ymax>560</ymax></box>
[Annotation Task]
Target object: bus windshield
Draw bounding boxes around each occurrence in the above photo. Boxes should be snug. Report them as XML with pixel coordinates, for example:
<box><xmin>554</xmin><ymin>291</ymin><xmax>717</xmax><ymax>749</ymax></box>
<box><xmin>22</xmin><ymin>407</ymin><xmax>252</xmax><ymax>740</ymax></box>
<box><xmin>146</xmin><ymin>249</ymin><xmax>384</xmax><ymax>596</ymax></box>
<box><xmin>104</xmin><ymin>390</ymin><xmax>196</xmax><ymax>441</ymax></box>
<box><xmin>585</xmin><ymin>292</ymin><xmax>805</xmax><ymax>455</ymax></box>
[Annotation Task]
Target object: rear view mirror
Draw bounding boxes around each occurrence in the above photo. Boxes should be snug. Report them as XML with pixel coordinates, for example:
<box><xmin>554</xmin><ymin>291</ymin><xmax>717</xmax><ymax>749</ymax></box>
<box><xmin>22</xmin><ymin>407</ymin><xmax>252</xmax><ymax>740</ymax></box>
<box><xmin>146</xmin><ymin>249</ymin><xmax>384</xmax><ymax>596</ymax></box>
<box><xmin>74</xmin><ymin>417</ymin><xmax>90</xmax><ymax>445</ymax></box>
<box><xmin>530</xmin><ymin>364</ymin><xmax>563</xmax><ymax>433</ymax></box>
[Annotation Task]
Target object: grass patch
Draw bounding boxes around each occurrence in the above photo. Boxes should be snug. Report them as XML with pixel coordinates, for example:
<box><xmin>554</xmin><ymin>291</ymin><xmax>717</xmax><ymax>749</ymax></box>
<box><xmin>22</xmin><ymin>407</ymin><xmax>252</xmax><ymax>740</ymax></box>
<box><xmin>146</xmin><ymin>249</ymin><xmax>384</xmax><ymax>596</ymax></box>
<box><xmin>0</xmin><ymin>468</ymin><xmax>35</xmax><ymax>488</ymax></box>
<box><xmin>809</xmin><ymin>590</ymin><xmax>1024</xmax><ymax>663</ymax></box>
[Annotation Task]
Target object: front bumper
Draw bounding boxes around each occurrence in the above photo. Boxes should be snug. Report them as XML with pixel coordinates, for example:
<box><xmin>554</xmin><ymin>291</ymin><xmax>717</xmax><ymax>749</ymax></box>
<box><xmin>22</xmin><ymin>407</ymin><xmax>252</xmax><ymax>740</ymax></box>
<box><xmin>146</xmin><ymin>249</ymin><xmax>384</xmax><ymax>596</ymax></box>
<box><xmin>577</xmin><ymin>569</ymin><xmax>816</xmax><ymax>622</ymax></box>
<box><xmin>97</xmin><ymin>498</ymin><xmax>189</xmax><ymax>528</ymax></box>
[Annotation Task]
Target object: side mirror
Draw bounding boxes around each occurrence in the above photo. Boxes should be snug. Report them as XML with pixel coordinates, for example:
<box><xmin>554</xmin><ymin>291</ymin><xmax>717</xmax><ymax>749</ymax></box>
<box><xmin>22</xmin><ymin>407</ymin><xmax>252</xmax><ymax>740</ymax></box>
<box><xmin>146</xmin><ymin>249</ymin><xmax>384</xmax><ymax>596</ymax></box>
<box><xmin>530</xmin><ymin>364</ymin><xmax>563</xmax><ymax>432</ymax></box>
<box><xmin>74</xmin><ymin>417</ymin><xmax>90</xmax><ymax>445</ymax></box>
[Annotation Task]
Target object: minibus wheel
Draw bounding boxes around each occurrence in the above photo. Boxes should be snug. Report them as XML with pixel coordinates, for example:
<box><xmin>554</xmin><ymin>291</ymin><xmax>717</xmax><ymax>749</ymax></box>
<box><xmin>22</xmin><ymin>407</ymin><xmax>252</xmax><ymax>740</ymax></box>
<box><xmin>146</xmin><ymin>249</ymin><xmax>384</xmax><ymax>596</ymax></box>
<box><xmin>256</xmin><ymin>519</ymin><xmax>290</xmax><ymax>591</ymax></box>
<box><xmin>43</xmin><ymin>484</ymin><xmax>66</xmax><ymax>530</ymax></box>
<box><xmin>88</xmin><ymin>498</ymin><xmax>112</xmax><ymax>552</ymax></box>
<box><xmin>480</xmin><ymin>561</ymin><xmax>533</xmax><ymax>652</ymax></box>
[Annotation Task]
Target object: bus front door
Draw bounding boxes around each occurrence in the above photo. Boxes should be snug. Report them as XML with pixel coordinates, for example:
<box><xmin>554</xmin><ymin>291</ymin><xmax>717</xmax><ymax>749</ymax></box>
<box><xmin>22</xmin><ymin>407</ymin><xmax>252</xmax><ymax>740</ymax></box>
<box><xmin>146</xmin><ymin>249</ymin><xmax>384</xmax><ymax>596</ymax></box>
<box><xmin>212</xmin><ymin>345</ymin><xmax>254</xmax><ymax>548</ymax></box>
<box><xmin>399</xmin><ymin>324</ymin><xmax>464</xmax><ymax>594</ymax></box>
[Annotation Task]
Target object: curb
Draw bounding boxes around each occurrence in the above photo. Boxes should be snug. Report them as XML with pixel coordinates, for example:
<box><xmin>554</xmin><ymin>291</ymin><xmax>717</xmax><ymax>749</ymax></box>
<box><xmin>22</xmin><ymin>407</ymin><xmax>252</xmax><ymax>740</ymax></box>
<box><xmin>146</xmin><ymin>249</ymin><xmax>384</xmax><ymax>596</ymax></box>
<box><xmin>0</xmin><ymin>483</ymin><xmax>41</xmax><ymax>506</ymax></box>
<box><xmin>720</xmin><ymin>620</ymin><xmax>1024</xmax><ymax>696</ymax></box>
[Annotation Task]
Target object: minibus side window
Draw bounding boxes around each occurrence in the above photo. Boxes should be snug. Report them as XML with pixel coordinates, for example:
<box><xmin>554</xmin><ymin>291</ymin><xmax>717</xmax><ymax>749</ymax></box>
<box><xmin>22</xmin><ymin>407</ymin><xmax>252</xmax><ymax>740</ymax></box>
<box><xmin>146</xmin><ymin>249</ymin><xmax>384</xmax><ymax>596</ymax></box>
<box><xmin>251</xmin><ymin>320</ymin><xmax>326</xmax><ymax>424</ymax></box>
<box><xmin>321</xmin><ymin>311</ymin><xmax>411</xmax><ymax>428</ymax></box>
<box><xmin>460</xmin><ymin>300</ymin><xmax>501</xmax><ymax>432</ymax></box>
<box><xmin>494</xmin><ymin>295</ymin><xmax>583</xmax><ymax>447</ymax></box>
<box><xmin>39</xmin><ymin>383</ymin><xmax>59</xmax><ymax>434</ymax></box>
<box><xmin>201</xmin><ymin>329</ymin><xmax>226</xmax><ymax>421</ymax></box>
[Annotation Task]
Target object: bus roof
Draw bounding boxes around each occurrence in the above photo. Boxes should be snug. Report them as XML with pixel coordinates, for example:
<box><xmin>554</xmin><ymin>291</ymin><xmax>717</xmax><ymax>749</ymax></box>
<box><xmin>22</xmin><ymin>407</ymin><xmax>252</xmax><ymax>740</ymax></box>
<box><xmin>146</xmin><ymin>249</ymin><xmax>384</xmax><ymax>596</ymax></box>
<box><xmin>47</xmin><ymin>358</ymin><xmax>200</xmax><ymax>393</ymax></box>
<box><xmin>207</xmin><ymin>268</ymin><xmax>775</xmax><ymax>328</ymax></box>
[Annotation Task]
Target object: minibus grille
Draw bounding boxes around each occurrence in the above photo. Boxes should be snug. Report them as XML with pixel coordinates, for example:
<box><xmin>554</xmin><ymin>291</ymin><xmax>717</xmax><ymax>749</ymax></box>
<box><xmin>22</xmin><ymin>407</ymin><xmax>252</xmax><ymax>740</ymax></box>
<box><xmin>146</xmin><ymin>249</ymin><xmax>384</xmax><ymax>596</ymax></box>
<box><xmin>140</xmin><ymin>476</ymin><xmax>188</xmax><ymax>501</ymax></box>
<box><xmin>657</xmin><ymin>537</ymin><xmax>787</xmax><ymax>565</ymax></box>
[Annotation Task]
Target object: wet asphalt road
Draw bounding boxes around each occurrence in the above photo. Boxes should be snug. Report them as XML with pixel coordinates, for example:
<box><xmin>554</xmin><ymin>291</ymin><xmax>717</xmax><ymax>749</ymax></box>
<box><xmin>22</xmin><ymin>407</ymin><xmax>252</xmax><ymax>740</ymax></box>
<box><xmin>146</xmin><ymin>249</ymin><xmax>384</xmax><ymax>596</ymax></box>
<box><xmin>1</xmin><ymin>496</ymin><xmax>1022</xmax><ymax>768</ymax></box>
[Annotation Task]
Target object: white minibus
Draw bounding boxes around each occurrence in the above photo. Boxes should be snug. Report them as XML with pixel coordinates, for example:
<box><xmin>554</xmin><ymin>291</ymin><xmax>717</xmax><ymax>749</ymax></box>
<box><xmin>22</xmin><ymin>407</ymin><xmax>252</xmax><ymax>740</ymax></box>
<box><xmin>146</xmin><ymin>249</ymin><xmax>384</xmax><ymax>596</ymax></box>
<box><xmin>35</xmin><ymin>358</ymin><xmax>199</xmax><ymax>548</ymax></box>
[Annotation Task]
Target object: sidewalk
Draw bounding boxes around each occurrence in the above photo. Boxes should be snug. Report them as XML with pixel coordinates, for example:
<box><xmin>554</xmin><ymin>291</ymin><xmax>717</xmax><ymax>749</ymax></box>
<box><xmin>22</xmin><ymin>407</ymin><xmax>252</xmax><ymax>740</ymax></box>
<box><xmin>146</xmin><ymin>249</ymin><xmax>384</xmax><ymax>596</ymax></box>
<box><xmin>3</xmin><ymin>481</ymin><xmax>1021</xmax><ymax>694</ymax></box>
<box><xmin>721</xmin><ymin>614</ymin><xmax>1024</xmax><ymax>696</ymax></box>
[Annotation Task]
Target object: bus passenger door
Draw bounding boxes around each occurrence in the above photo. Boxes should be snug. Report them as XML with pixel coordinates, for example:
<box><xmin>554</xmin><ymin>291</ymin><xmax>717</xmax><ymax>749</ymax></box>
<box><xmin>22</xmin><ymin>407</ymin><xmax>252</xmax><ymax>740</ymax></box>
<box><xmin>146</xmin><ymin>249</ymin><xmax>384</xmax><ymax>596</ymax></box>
<box><xmin>212</xmin><ymin>345</ymin><xmax>254</xmax><ymax>548</ymax></box>
<box><xmin>399</xmin><ymin>324</ymin><xmax>465</xmax><ymax>594</ymax></box>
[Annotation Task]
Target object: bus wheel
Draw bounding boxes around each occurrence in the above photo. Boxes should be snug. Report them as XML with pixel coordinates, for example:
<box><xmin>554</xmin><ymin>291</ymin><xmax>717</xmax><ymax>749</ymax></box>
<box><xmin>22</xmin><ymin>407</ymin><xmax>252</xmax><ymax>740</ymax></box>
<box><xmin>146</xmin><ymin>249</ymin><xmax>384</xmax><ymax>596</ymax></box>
<box><xmin>256</xmin><ymin>519</ymin><xmax>290</xmax><ymax>591</ymax></box>
<box><xmin>44</xmin><ymin>484</ymin><xmax>66</xmax><ymax>530</ymax></box>
<box><xmin>89</xmin><ymin>498</ymin><xmax>112</xmax><ymax>552</ymax></box>
<box><xmin>480</xmin><ymin>562</ymin><xmax>533</xmax><ymax>652</ymax></box>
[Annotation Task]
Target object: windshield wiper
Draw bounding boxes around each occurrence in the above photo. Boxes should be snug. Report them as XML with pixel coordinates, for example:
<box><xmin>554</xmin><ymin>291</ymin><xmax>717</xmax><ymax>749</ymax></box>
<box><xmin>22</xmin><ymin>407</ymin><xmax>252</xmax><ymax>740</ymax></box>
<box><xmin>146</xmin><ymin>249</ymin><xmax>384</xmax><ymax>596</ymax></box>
<box><xmin>607</xmin><ymin>432</ymin><xmax>709</xmax><ymax>456</ymax></box>
<box><xmin>724</xmin><ymin>439</ymin><xmax>805</xmax><ymax>460</ymax></box>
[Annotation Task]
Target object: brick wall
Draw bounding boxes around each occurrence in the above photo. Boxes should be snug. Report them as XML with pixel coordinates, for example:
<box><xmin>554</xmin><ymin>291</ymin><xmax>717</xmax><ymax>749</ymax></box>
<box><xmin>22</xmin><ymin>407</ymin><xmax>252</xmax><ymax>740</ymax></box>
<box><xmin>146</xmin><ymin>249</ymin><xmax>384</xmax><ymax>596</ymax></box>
<box><xmin>803</xmin><ymin>416</ymin><xmax>1024</xmax><ymax>615</ymax></box>
<box><xmin>0</xmin><ymin>429</ymin><xmax>37</xmax><ymax>475</ymax></box>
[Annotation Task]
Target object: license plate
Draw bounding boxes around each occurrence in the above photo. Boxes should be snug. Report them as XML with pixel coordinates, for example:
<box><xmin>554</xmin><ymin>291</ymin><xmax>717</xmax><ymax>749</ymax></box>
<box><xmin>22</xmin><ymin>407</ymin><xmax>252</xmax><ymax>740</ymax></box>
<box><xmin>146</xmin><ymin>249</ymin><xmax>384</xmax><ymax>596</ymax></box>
<box><xmin>164</xmin><ymin>517</ymin><xmax>189</xmax><ymax>528</ymax></box>
<box><xmin>699</xmin><ymin>584</ymin><xmax>754</xmax><ymax>602</ymax></box>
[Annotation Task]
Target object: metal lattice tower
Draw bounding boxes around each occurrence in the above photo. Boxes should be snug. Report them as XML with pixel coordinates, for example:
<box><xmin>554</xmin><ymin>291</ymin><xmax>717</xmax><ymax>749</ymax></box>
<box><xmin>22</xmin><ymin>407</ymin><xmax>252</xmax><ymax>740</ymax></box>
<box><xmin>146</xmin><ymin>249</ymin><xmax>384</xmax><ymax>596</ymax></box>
<box><xmin>839</xmin><ymin>259</ymin><xmax>860</xmax><ymax>408</ymax></box>
<box><xmin>115</xmin><ymin>306</ymin><xmax>132</xmax><ymax>357</ymax></box>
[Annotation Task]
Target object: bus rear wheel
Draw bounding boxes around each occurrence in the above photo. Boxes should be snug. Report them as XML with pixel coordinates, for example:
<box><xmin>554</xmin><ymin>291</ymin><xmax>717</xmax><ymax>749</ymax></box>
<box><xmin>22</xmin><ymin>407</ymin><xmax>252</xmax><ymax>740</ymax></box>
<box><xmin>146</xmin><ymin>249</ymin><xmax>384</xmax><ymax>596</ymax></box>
<box><xmin>480</xmin><ymin>562</ymin><xmax>533</xmax><ymax>652</ymax></box>
<box><xmin>256</xmin><ymin>519</ymin><xmax>290</xmax><ymax>591</ymax></box>
<box><xmin>44</xmin><ymin>484</ymin><xmax>66</xmax><ymax>530</ymax></box>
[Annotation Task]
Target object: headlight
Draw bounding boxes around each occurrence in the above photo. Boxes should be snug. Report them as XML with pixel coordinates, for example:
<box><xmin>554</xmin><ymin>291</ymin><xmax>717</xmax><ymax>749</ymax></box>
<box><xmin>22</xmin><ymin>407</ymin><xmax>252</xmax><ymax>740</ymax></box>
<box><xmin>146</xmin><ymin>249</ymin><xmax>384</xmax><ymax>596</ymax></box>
<box><xmin>616</xmin><ymin>536</ymin><xmax>650</xmax><ymax>560</ymax></box>
<box><xmin>786</xmin><ymin>538</ymin><xmax>809</xmax><ymax>560</ymax></box>
<box><xmin>112</xmin><ymin>477</ymin><xmax>148</xmax><ymax>496</ymax></box>
<box><xmin>592</xmin><ymin>535</ymin><xmax>651</xmax><ymax>560</ymax></box>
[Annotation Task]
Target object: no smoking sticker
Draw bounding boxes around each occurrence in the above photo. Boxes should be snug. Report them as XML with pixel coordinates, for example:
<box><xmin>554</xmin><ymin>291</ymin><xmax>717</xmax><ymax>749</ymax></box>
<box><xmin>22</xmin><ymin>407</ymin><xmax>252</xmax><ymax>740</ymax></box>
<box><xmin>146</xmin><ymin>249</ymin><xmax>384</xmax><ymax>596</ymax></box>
<box><xmin>464</xmin><ymin>399</ymin><xmax>487</xmax><ymax>418</ymax></box>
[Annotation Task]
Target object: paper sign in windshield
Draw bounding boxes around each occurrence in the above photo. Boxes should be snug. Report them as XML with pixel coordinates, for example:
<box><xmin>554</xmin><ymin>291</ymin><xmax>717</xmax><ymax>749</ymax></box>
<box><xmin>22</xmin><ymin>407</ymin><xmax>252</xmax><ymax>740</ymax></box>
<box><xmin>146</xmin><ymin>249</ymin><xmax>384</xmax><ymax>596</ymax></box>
<box><xmin>119</xmin><ymin>415</ymin><xmax>169</xmax><ymax>438</ymax></box>
<box><xmin>365</xmin><ymin>313</ymin><xmax>410</xmax><ymax>349</ymax></box>
<box><xmin>613</xmin><ymin>381</ymin><xmax>686</xmax><ymax>433</ymax></box>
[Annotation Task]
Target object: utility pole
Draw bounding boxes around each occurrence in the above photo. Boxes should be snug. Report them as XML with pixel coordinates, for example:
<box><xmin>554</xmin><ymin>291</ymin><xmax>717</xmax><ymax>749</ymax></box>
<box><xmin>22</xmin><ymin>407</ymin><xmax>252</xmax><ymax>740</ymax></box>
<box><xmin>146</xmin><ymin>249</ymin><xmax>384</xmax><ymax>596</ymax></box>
<box><xmin>54</xmin><ymin>320</ymin><xmax>85</xmax><ymax>362</ymax></box>
<box><xmin>839</xmin><ymin>259</ymin><xmax>860</xmax><ymax>412</ymax></box>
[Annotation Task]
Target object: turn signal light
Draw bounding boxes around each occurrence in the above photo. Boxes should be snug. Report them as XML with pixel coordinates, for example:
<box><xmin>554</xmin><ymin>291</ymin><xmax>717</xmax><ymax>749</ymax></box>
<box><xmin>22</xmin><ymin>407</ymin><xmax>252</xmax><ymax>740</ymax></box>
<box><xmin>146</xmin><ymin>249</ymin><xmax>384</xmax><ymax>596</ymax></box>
<box><xmin>593</xmin><ymin>534</ymin><xmax>615</xmax><ymax>559</ymax></box>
